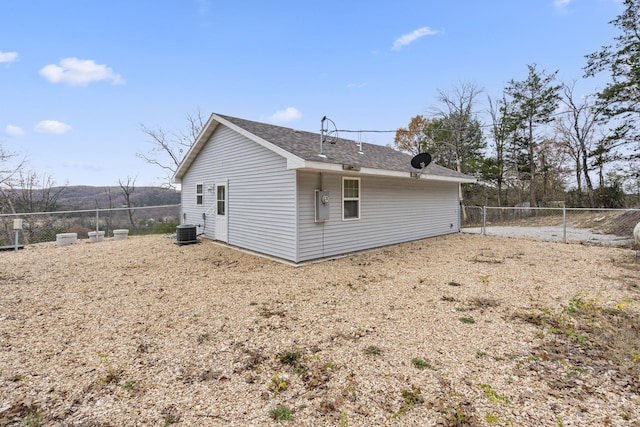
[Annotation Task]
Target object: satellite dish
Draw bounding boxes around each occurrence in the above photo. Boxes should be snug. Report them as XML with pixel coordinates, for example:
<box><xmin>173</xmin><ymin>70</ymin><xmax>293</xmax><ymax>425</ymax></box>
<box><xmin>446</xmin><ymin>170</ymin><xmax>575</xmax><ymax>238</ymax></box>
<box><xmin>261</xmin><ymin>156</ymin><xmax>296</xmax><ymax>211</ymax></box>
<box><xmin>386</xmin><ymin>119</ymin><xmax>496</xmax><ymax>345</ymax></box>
<box><xmin>411</xmin><ymin>152</ymin><xmax>432</xmax><ymax>169</ymax></box>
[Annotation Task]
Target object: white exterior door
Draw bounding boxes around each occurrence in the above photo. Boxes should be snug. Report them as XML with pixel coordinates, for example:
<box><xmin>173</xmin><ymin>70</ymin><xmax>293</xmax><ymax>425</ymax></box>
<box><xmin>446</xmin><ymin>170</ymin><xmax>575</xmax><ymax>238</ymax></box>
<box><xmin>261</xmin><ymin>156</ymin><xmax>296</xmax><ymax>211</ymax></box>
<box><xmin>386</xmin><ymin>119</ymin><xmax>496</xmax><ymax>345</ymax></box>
<box><xmin>215</xmin><ymin>182</ymin><xmax>228</xmax><ymax>242</ymax></box>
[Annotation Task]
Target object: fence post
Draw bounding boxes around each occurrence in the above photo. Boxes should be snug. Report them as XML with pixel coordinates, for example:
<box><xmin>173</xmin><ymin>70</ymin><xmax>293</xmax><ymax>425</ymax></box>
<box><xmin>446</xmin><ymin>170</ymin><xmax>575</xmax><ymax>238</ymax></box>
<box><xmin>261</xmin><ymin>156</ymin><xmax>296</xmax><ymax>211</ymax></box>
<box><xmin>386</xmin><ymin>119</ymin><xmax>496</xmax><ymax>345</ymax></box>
<box><xmin>482</xmin><ymin>206</ymin><xmax>486</xmax><ymax>236</ymax></box>
<box><xmin>563</xmin><ymin>207</ymin><xmax>567</xmax><ymax>243</ymax></box>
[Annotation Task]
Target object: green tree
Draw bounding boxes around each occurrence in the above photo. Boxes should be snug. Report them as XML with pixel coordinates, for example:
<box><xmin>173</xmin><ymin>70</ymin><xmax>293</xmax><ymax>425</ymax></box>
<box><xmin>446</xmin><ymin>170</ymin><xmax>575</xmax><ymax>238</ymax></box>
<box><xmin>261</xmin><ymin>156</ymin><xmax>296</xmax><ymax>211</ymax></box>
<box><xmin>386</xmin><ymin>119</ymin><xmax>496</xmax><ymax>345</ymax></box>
<box><xmin>584</xmin><ymin>0</ymin><xmax>640</xmax><ymax>158</ymax></box>
<box><xmin>503</xmin><ymin>64</ymin><xmax>561</xmax><ymax>208</ymax></box>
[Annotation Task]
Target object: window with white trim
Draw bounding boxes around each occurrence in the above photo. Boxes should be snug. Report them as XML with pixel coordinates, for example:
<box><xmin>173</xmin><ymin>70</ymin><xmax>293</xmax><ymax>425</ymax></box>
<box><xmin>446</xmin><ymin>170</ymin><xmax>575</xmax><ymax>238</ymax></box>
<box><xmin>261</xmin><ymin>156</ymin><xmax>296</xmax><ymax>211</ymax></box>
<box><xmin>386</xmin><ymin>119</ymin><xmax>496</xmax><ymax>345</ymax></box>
<box><xmin>216</xmin><ymin>185</ymin><xmax>226</xmax><ymax>216</ymax></box>
<box><xmin>342</xmin><ymin>177</ymin><xmax>360</xmax><ymax>220</ymax></box>
<box><xmin>196</xmin><ymin>183</ymin><xmax>203</xmax><ymax>205</ymax></box>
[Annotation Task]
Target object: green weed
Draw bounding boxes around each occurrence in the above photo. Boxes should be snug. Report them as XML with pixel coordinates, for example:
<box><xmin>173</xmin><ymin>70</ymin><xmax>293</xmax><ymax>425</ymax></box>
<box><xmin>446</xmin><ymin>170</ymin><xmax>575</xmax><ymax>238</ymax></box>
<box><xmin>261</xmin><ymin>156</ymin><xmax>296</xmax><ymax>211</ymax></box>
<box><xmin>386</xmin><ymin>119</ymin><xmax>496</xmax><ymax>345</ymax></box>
<box><xmin>411</xmin><ymin>357</ymin><xmax>431</xmax><ymax>370</ymax></box>
<box><xmin>392</xmin><ymin>386</ymin><xmax>423</xmax><ymax>418</ymax></box>
<box><xmin>568</xmin><ymin>331</ymin><xmax>588</xmax><ymax>345</ymax></box>
<box><xmin>485</xmin><ymin>413</ymin><xmax>513</xmax><ymax>424</ymax></box>
<box><xmin>269</xmin><ymin>404</ymin><xmax>293</xmax><ymax>421</ymax></box>
<box><xmin>339</xmin><ymin>408</ymin><xmax>349</xmax><ymax>427</ymax></box>
<box><xmin>22</xmin><ymin>405</ymin><xmax>42</xmax><ymax>427</ymax></box>
<box><xmin>278</xmin><ymin>350</ymin><xmax>300</xmax><ymax>365</ymax></box>
<box><xmin>444</xmin><ymin>406</ymin><xmax>468</xmax><ymax>423</ymax></box>
<box><xmin>477</xmin><ymin>383</ymin><xmax>511</xmax><ymax>404</ymax></box>
<box><xmin>122</xmin><ymin>380</ymin><xmax>136</xmax><ymax>391</ymax></box>
<box><xmin>363</xmin><ymin>345</ymin><xmax>383</xmax><ymax>356</ymax></box>
<box><xmin>270</xmin><ymin>373</ymin><xmax>289</xmax><ymax>397</ymax></box>
<box><xmin>566</xmin><ymin>366</ymin><xmax>586</xmax><ymax>379</ymax></box>
<box><xmin>163</xmin><ymin>414</ymin><xmax>180</xmax><ymax>426</ymax></box>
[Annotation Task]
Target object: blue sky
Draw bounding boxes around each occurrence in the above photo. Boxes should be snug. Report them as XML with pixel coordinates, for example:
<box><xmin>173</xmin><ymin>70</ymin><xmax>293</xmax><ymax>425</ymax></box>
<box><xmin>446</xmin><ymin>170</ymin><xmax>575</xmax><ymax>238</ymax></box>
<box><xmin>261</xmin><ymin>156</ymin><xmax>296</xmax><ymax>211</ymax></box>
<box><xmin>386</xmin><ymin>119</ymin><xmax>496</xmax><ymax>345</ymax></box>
<box><xmin>0</xmin><ymin>0</ymin><xmax>623</xmax><ymax>187</ymax></box>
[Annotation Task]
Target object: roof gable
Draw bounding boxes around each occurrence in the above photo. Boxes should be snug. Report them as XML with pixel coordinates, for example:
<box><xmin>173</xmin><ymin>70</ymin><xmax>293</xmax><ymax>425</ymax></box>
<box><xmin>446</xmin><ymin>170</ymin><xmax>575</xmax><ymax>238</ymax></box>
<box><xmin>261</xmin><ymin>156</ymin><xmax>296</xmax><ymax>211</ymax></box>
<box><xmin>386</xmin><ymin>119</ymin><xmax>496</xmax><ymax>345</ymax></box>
<box><xmin>173</xmin><ymin>113</ymin><xmax>476</xmax><ymax>183</ymax></box>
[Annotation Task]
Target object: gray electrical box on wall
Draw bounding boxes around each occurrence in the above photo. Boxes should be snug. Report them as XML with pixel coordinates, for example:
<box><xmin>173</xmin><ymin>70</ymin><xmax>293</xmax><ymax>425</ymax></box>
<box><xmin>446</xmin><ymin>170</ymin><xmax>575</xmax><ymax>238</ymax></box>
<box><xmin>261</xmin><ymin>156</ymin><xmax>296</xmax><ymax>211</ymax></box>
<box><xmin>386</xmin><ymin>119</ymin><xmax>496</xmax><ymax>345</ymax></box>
<box><xmin>315</xmin><ymin>190</ymin><xmax>330</xmax><ymax>222</ymax></box>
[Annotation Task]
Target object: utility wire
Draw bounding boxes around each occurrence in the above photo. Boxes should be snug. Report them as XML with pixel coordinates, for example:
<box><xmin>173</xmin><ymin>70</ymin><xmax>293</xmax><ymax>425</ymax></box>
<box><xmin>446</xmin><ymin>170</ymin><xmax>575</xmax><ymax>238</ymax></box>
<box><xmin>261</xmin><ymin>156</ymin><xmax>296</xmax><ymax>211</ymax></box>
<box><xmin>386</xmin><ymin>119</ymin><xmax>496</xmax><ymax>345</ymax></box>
<box><xmin>334</xmin><ymin>107</ymin><xmax>602</xmax><ymax>135</ymax></box>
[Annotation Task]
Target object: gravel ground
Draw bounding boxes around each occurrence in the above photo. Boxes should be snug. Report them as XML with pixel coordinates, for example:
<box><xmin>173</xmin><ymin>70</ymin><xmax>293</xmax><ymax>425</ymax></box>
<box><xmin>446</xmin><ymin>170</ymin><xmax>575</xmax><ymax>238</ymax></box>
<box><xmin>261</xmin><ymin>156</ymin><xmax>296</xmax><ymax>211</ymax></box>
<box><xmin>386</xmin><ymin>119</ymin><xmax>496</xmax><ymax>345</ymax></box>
<box><xmin>1</xmin><ymin>233</ymin><xmax>639</xmax><ymax>426</ymax></box>
<box><xmin>463</xmin><ymin>226</ymin><xmax>632</xmax><ymax>246</ymax></box>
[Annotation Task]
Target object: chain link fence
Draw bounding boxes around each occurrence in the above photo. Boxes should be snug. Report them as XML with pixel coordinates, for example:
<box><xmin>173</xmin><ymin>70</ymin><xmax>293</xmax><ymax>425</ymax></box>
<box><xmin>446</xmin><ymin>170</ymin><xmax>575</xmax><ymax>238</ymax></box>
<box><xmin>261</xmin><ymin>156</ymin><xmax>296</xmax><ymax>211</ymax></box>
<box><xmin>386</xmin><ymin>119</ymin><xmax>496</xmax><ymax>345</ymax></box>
<box><xmin>461</xmin><ymin>205</ymin><xmax>640</xmax><ymax>247</ymax></box>
<box><xmin>0</xmin><ymin>205</ymin><xmax>180</xmax><ymax>247</ymax></box>
<box><xmin>4</xmin><ymin>203</ymin><xmax>637</xmax><ymax>249</ymax></box>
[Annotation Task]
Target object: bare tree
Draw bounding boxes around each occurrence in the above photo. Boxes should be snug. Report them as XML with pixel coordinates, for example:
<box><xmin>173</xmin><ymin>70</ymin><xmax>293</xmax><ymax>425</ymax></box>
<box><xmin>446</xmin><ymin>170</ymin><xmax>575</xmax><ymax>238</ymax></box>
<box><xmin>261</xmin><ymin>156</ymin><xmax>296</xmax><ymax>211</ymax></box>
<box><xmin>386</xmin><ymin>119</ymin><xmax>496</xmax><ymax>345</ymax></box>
<box><xmin>486</xmin><ymin>95</ymin><xmax>511</xmax><ymax>207</ymax></box>
<box><xmin>536</xmin><ymin>138</ymin><xmax>571</xmax><ymax>205</ymax></box>
<box><xmin>1</xmin><ymin>170</ymin><xmax>66</xmax><ymax>244</ymax></box>
<box><xmin>119</xmin><ymin>176</ymin><xmax>137</xmax><ymax>230</ymax></box>
<box><xmin>0</xmin><ymin>144</ymin><xmax>25</xmax><ymax>188</ymax></box>
<box><xmin>0</xmin><ymin>145</ymin><xmax>26</xmax><ymax>244</ymax></box>
<box><xmin>10</xmin><ymin>171</ymin><xmax>66</xmax><ymax>213</ymax></box>
<box><xmin>555</xmin><ymin>82</ymin><xmax>610</xmax><ymax>205</ymax></box>
<box><xmin>138</xmin><ymin>109</ymin><xmax>206</xmax><ymax>188</ymax></box>
<box><xmin>433</xmin><ymin>82</ymin><xmax>486</xmax><ymax>219</ymax></box>
<box><xmin>101</xmin><ymin>187</ymin><xmax>116</xmax><ymax>234</ymax></box>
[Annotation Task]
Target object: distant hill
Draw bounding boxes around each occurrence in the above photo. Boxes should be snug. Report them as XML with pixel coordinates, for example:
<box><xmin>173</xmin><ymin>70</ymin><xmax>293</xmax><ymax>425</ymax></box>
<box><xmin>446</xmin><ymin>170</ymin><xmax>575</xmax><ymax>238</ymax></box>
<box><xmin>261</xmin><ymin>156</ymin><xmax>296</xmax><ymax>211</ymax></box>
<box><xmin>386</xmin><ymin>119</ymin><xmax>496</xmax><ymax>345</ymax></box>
<box><xmin>56</xmin><ymin>186</ymin><xmax>180</xmax><ymax>210</ymax></box>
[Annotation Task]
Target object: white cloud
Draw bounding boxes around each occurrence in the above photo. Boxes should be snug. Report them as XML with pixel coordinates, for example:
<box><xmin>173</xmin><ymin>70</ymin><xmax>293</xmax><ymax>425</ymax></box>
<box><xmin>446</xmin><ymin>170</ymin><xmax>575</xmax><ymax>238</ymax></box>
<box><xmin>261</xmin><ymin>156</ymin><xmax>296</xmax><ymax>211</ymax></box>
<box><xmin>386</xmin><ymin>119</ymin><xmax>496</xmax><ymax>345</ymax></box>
<box><xmin>269</xmin><ymin>107</ymin><xmax>302</xmax><ymax>123</ymax></box>
<box><xmin>0</xmin><ymin>51</ymin><xmax>18</xmax><ymax>63</ymax></box>
<box><xmin>392</xmin><ymin>27</ymin><xmax>439</xmax><ymax>51</ymax></box>
<box><xmin>39</xmin><ymin>57</ymin><xmax>124</xmax><ymax>86</ymax></box>
<box><xmin>554</xmin><ymin>0</ymin><xmax>571</xmax><ymax>9</ymax></box>
<box><xmin>5</xmin><ymin>125</ymin><xmax>24</xmax><ymax>136</ymax></box>
<box><xmin>34</xmin><ymin>120</ymin><xmax>72</xmax><ymax>134</ymax></box>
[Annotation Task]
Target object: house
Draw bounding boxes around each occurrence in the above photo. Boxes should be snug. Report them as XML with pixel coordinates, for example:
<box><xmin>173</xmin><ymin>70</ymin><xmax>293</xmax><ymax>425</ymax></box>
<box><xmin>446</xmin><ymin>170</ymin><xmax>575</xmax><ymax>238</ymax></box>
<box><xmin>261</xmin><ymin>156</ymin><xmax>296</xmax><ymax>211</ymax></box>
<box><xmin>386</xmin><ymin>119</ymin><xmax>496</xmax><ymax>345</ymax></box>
<box><xmin>173</xmin><ymin>113</ymin><xmax>476</xmax><ymax>263</ymax></box>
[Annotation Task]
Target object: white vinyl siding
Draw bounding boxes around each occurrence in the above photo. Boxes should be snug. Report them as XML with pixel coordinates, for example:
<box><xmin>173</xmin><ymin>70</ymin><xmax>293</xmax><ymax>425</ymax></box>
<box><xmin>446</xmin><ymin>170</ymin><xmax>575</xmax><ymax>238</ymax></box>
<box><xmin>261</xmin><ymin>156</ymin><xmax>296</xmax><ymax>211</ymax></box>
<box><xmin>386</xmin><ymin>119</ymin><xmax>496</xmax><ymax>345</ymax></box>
<box><xmin>297</xmin><ymin>171</ymin><xmax>460</xmax><ymax>262</ymax></box>
<box><xmin>181</xmin><ymin>125</ymin><xmax>297</xmax><ymax>261</ymax></box>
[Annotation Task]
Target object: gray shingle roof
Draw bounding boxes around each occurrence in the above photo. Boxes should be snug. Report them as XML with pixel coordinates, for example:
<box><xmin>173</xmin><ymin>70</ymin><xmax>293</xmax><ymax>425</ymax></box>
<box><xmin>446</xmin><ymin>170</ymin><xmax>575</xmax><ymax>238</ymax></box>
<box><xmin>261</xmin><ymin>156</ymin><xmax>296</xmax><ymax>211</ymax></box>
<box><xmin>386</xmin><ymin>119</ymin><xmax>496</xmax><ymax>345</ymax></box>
<box><xmin>216</xmin><ymin>114</ymin><xmax>474</xmax><ymax>180</ymax></box>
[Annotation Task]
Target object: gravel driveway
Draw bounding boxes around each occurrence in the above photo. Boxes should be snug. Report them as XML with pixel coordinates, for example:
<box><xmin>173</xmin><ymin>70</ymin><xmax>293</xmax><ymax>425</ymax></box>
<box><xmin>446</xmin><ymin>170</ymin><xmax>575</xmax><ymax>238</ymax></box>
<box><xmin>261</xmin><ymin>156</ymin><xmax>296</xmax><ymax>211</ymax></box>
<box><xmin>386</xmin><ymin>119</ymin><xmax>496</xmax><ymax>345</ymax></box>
<box><xmin>463</xmin><ymin>225</ymin><xmax>632</xmax><ymax>246</ymax></box>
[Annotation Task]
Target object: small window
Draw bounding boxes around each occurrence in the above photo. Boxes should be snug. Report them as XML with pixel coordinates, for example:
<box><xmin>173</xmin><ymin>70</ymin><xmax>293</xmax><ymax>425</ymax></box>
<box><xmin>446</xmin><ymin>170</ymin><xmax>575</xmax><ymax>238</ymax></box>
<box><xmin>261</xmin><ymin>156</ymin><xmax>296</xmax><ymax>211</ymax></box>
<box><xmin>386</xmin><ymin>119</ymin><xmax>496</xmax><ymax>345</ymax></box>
<box><xmin>217</xmin><ymin>185</ymin><xmax>226</xmax><ymax>216</ymax></box>
<box><xmin>342</xmin><ymin>177</ymin><xmax>360</xmax><ymax>220</ymax></box>
<box><xmin>196</xmin><ymin>183</ymin><xmax>203</xmax><ymax>205</ymax></box>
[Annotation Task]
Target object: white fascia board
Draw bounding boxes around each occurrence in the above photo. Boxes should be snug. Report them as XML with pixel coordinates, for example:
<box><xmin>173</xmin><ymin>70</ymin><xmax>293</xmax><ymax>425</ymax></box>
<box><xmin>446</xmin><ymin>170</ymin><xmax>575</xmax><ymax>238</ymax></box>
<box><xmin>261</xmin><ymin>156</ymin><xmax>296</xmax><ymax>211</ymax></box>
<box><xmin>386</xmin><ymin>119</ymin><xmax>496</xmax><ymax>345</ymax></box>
<box><xmin>295</xmin><ymin>160</ymin><xmax>407</xmax><ymax>177</ymax></box>
<box><xmin>419</xmin><ymin>174</ymin><xmax>477</xmax><ymax>184</ymax></box>
<box><xmin>290</xmin><ymin>160</ymin><xmax>476</xmax><ymax>183</ymax></box>
<box><xmin>173</xmin><ymin>114</ymin><xmax>219</xmax><ymax>180</ymax></box>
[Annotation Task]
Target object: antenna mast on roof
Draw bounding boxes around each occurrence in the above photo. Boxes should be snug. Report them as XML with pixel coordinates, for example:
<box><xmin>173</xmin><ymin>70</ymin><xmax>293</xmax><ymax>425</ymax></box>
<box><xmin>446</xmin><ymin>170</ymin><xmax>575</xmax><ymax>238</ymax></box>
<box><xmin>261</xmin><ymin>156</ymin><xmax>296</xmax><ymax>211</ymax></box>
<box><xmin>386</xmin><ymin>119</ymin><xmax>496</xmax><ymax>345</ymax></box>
<box><xmin>319</xmin><ymin>116</ymin><xmax>338</xmax><ymax>158</ymax></box>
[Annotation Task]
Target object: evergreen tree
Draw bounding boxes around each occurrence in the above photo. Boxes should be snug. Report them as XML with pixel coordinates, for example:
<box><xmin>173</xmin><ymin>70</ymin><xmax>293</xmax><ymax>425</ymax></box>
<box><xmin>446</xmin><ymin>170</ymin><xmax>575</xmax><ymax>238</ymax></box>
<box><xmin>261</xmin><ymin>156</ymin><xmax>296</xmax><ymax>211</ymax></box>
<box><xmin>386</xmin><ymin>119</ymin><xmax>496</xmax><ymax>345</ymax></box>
<box><xmin>584</xmin><ymin>0</ymin><xmax>640</xmax><ymax>159</ymax></box>
<box><xmin>503</xmin><ymin>64</ymin><xmax>561</xmax><ymax>208</ymax></box>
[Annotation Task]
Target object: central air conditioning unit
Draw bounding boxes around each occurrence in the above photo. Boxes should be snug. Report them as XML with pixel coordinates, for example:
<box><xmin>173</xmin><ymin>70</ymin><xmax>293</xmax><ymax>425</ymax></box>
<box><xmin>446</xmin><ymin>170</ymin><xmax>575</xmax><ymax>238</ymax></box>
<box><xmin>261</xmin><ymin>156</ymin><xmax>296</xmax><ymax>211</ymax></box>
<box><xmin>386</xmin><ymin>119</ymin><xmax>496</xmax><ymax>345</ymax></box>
<box><xmin>175</xmin><ymin>224</ymin><xmax>198</xmax><ymax>245</ymax></box>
